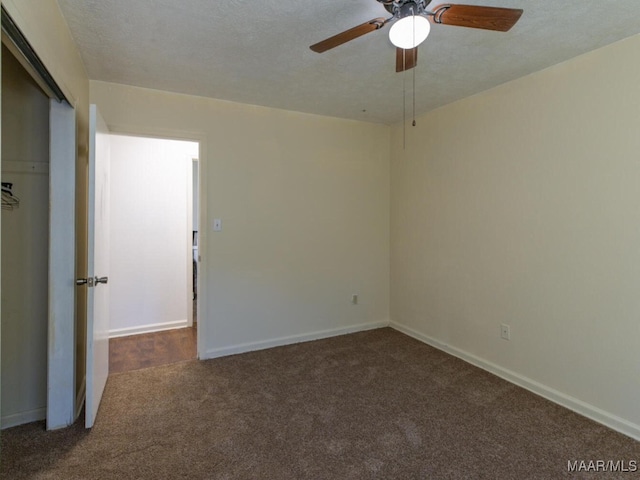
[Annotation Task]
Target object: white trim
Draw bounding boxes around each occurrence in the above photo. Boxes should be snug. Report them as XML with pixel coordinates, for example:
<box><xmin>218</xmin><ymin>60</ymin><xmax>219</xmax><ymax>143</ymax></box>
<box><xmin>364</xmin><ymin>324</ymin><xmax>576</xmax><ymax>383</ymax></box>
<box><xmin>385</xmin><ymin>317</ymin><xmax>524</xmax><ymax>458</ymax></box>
<box><xmin>186</xmin><ymin>154</ymin><xmax>194</xmax><ymax>328</ymax></box>
<box><xmin>195</xmin><ymin>142</ymin><xmax>206</xmax><ymax>361</ymax></box>
<box><xmin>389</xmin><ymin>321</ymin><xmax>640</xmax><ymax>442</ymax></box>
<box><xmin>203</xmin><ymin>321</ymin><xmax>389</xmax><ymax>359</ymax></box>
<box><xmin>1</xmin><ymin>407</ymin><xmax>46</xmax><ymax>430</ymax></box>
<box><xmin>109</xmin><ymin>319</ymin><xmax>189</xmax><ymax>338</ymax></box>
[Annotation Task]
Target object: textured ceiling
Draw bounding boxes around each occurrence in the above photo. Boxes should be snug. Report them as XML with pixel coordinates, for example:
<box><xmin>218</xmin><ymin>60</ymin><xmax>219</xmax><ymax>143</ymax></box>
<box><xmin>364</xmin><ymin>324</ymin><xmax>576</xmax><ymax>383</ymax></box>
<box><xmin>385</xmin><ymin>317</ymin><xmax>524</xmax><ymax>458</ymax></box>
<box><xmin>56</xmin><ymin>0</ymin><xmax>640</xmax><ymax>124</ymax></box>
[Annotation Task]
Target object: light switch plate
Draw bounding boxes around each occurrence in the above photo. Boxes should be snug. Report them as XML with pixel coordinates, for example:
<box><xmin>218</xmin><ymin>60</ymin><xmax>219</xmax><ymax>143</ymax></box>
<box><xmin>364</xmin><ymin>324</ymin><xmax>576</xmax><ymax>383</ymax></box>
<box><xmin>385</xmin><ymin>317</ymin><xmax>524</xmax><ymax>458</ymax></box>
<box><xmin>213</xmin><ymin>219</ymin><xmax>222</xmax><ymax>231</ymax></box>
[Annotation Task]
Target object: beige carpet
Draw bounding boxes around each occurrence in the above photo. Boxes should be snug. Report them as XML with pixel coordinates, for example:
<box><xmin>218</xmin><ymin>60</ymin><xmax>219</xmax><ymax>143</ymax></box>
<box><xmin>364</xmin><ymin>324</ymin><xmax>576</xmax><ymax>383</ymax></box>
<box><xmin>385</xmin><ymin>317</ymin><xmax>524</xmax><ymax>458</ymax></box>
<box><xmin>2</xmin><ymin>328</ymin><xmax>639</xmax><ymax>479</ymax></box>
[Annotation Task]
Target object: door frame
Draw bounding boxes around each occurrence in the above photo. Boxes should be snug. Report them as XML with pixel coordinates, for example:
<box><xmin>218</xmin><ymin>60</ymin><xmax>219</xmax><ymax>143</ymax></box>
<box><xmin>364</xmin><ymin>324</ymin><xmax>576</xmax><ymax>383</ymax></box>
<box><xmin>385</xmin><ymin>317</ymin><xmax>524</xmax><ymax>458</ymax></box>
<box><xmin>104</xmin><ymin>126</ymin><xmax>206</xmax><ymax>358</ymax></box>
<box><xmin>187</xmin><ymin>156</ymin><xmax>198</xmax><ymax>328</ymax></box>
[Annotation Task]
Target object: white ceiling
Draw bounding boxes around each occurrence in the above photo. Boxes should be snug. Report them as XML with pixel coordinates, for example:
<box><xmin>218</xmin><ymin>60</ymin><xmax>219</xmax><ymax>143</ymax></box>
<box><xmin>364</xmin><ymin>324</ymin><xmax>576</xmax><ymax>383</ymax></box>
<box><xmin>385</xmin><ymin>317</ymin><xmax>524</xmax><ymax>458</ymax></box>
<box><xmin>56</xmin><ymin>0</ymin><xmax>640</xmax><ymax>124</ymax></box>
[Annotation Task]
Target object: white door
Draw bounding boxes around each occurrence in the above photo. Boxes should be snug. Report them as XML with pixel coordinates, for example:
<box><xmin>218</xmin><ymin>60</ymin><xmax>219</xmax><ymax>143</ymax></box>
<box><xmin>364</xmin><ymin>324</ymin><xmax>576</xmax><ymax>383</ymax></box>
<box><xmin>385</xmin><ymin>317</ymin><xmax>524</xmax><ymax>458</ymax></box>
<box><xmin>85</xmin><ymin>104</ymin><xmax>111</xmax><ymax>428</ymax></box>
<box><xmin>47</xmin><ymin>100</ymin><xmax>77</xmax><ymax>430</ymax></box>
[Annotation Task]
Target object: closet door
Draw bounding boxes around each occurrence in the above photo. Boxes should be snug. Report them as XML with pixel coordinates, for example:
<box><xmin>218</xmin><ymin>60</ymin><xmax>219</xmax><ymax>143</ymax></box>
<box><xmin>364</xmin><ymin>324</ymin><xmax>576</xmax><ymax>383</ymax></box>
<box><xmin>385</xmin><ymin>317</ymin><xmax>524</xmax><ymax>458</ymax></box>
<box><xmin>47</xmin><ymin>100</ymin><xmax>76</xmax><ymax>430</ymax></box>
<box><xmin>85</xmin><ymin>104</ymin><xmax>111</xmax><ymax>428</ymax></box>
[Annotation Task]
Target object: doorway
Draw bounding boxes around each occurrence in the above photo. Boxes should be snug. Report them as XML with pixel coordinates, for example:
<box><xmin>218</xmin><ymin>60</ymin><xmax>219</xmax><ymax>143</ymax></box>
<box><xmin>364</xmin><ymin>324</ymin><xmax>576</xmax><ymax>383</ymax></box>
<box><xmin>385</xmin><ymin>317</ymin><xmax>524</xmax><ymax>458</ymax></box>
<box><xmin>104</xmin><ymin>134</ymin><xmax>200</xmax><ymax>373</ymax></box>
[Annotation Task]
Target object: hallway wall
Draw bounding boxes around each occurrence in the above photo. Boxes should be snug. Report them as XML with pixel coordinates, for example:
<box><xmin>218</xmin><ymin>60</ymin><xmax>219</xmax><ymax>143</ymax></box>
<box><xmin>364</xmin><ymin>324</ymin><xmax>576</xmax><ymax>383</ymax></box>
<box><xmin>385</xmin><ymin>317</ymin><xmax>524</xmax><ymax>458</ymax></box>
<box><xmin>108</xmin><ymin>135</ymin><xmax>197</xmax><ymax>337</ymax></box>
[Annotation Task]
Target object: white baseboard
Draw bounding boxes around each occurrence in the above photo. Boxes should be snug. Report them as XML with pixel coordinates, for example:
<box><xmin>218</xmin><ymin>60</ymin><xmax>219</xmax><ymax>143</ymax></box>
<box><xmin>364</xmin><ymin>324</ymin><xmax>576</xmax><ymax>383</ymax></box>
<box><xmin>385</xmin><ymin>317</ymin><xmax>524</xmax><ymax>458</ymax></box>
<box><xmin>75</xmin><ymin>376</ymin><xmax>86</xmax><ymax>421</ymax></box>
<box><xmin>390</xmin><ymin>321</ymin><xmax>640</xmax><ymax>442</ymax></box>
<box><xmin>109</xmin><ymin>319</ymin><xmax>189</xmax><ymax>338</ymax></box>
<box><xmin>203</xmin><ymin>320</ymin><xmax>389</xmax><ymax>360</ymax></box>
<box><xmin>1</xmin><ymin>407</ymin><xmax>46</xmax><ymax>430</ymax></box>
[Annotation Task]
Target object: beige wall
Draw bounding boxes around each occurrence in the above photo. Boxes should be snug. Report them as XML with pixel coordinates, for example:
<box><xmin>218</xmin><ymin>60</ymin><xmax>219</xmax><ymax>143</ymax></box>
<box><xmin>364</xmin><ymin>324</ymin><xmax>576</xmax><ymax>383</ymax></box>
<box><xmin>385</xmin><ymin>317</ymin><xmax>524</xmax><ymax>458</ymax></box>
<box><xmin>1</xmin><ymin>0</ymin><xmax>90</xmax><ymax>410</ymax></box>
<box><xmin>91</xmin><ymin>81</ymin><xmax>391</xmax><ymax>356</ymax></box>
<box><xmin>390</xmin><ymin>33</ymin><xmax>640</xmax><ymax>438</ymax></box>
<box><xmin>6</xmin><ymin>0</ymin><xmax>636</xmax><ymax>442</ymax></box>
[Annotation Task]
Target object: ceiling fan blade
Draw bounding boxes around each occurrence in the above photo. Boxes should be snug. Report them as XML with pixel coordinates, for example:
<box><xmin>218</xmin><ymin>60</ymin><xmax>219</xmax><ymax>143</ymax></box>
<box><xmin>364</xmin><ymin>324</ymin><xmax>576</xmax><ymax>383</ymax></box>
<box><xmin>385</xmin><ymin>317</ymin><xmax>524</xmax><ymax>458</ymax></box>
<box><xmin>433</xmin><ymin>4</ymin><xmax>523</xmax><ymax>32</ymax></box>
<box><xmin>310</xmin><ymin>17</ymin><xmax>388</xmax><ymax>53</ymax></box>
<box><xmin>396</xmin><ymin>47</ymin><xmax>418</xmax><ymax>73</ymax></box>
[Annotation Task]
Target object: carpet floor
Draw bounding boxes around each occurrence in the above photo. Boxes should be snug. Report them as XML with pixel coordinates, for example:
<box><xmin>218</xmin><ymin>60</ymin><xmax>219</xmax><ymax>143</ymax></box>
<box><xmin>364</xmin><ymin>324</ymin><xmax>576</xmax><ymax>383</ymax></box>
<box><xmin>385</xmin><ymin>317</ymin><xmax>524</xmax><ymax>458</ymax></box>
<box><xmin>2</xmin><ymin>328</ymin><xmax>639</xmax><ymax>479</ymax></box>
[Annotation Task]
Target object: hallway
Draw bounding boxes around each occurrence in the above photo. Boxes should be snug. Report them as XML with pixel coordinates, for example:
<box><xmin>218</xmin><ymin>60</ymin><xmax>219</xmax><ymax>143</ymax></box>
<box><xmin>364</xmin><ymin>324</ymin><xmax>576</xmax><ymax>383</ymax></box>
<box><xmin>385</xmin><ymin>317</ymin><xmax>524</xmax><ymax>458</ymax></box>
<box><xmin>109</xmin><ymin>326</ymin><xmax>196</xmax><ymax>374</ymax></box>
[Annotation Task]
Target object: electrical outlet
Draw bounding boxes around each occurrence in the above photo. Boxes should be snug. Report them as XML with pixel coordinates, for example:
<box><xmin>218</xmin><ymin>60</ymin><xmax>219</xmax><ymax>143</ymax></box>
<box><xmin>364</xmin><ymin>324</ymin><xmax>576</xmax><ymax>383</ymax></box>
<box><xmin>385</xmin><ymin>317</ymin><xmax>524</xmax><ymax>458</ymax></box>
<box><xmin>500</xmin><ymin>324</ymin><xmax>511</xmax><ymax>341</ymax></box>
<box><xmin>351</xmin><ymin>294</ymin><xmax>358</xmax><ymax>305</ymax></box>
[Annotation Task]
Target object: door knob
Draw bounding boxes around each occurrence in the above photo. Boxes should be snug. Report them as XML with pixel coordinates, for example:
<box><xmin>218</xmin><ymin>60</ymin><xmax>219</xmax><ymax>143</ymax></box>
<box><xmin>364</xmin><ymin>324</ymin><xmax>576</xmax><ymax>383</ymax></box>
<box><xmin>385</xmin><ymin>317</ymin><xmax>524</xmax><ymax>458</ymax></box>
<box><xmin>76</xmin><ymin>277</ymin><xmax>107</xmax><ymax>287</ymax></box>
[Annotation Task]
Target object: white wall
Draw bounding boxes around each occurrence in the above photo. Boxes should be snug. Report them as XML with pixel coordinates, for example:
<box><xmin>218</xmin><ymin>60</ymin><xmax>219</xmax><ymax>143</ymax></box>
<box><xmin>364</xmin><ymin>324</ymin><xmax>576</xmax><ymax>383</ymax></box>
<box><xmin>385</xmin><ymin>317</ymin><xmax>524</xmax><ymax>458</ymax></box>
<box><xmin>390</xmin><ymin>33</ymin><xmax>640</xmax><ymax>440</ymax></box>
<box><xmin>1</xmin><ymin>46</ymin><xmax>50</xmax><ymax>428</ymax></box>
<box><xmin>108</xmin><ymin>135</ymin><xmax>197</xmax><ymax>336</ymax></box>
<box><xmin>90</xmin><ymin>81</ymin><xmax>391</xmax><ymax>357</ymax></box>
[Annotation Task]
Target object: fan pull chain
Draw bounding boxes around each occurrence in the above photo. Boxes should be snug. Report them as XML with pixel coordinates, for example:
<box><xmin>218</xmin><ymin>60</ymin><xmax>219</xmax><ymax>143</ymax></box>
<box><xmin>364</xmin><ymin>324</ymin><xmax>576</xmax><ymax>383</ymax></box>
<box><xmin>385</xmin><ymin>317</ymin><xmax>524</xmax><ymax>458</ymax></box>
<box><xmin>403</xmin><ymin>65</ymin><xmax>406</xmax><ymax>149</ymax></box>
<box><xmin>412</xmin><ymin>62</ymin><xmax>416</xmax><ymax>127</ymax></box>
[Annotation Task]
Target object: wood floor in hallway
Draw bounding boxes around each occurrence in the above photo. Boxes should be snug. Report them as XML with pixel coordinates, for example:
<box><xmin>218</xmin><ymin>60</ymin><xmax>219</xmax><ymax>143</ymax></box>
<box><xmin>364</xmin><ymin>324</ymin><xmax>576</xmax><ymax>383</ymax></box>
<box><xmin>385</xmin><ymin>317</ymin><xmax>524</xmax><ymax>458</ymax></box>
<box><xmin>109</xmin><ymin>326</ymin><xmax>197</xmax><ymax>374</ymax></box>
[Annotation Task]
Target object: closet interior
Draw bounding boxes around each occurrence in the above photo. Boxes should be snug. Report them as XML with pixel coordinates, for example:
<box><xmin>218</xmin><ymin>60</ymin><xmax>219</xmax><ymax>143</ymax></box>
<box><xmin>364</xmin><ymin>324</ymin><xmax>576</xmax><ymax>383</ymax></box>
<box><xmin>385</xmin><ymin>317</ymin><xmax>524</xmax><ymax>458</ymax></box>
<box><xmin>1</xmin><ymin>44</ymin><xmax>51</xmax><ymax>429</ymax></box>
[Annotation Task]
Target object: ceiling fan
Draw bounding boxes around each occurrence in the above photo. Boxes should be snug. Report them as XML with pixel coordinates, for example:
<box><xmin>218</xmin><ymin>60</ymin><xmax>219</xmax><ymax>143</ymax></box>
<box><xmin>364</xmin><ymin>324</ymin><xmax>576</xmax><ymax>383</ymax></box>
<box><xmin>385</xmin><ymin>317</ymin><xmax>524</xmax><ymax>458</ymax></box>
<box><xmin>310</xmin><ymin>1</ymin><xmax>523</xmax><ymax>72</ymax></box>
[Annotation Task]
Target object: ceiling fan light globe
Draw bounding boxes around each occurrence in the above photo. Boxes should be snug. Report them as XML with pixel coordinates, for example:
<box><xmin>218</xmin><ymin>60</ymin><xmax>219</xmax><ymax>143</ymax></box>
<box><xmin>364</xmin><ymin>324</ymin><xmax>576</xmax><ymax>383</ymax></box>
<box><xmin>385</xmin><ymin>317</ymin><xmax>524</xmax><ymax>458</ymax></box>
<box><xmin>389</xmin><ymin>15</ymin><xmax>430</xmax><ymax>49</ymax></box>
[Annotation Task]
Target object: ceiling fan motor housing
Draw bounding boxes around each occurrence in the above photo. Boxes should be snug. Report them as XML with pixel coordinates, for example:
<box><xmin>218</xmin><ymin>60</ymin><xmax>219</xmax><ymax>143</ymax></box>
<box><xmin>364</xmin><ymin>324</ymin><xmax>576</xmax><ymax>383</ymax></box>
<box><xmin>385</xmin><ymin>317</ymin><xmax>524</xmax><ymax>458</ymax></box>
<box><xmin>379</xmin><ymin>0</ymin><xmax>431</xmax><ymax>16</ymax></box>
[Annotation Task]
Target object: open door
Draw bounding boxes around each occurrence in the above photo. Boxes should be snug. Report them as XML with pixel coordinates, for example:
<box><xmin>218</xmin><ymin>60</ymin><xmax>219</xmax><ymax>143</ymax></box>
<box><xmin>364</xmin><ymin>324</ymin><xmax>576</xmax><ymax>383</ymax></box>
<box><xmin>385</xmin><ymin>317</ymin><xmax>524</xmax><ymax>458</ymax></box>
<box><xmin>84</xmin><ymin>104</ymin><xmax>111</xmax><ymax>428</ymax></box>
